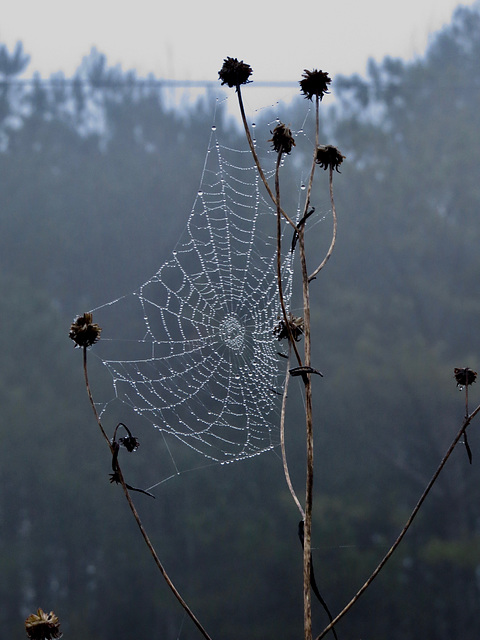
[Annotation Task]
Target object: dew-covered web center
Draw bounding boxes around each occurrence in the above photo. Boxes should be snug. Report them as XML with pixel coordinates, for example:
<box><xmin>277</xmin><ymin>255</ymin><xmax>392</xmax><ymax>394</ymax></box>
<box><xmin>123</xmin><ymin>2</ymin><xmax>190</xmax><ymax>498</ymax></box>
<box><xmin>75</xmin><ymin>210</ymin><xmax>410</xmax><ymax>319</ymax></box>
<box><xmin>89</xmin><ymin>100</ymin><xmax>307</xmax><ymax>485</ymax></box>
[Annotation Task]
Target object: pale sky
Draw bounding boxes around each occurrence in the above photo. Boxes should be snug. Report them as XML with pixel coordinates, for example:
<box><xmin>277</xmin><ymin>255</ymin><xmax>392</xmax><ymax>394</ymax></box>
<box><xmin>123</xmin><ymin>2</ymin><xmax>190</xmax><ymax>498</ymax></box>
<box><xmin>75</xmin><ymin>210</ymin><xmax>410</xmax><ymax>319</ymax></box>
<box><xmin>0</xmin><ymin>0</ymin><xmax>477</xmax><ymax>110</ymax></box>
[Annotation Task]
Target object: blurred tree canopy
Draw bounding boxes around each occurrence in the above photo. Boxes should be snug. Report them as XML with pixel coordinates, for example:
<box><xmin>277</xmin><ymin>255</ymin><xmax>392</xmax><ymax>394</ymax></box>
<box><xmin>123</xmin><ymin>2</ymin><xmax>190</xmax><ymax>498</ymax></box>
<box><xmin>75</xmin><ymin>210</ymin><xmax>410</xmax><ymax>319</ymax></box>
<box><xmin>2</xmin><ymin>4</ymin><xmax>480</xmax><ymax>639</ymax></box>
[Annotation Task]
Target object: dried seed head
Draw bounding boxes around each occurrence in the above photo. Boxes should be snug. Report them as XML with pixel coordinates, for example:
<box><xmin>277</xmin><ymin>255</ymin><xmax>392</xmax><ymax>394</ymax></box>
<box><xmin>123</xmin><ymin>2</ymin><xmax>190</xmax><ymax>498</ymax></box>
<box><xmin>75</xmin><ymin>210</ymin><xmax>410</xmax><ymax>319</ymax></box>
<box><xmin>269</xmin><ymin>123</ymin><xmax>296</xmax><ymax>155</ymax></box>
<box><xmin>299</xmin><ymin>69</ymin><xmax>331</xmax><ymax>101</ymax></box>
<box><xmin>274</xmin><ymin>313</ymin><xmax>304</xmax><ymax>342</ymax></box>
<box><xmin>218</xmin><ymin>57</ymin><xmax>253</xmax><ymax>89</ymax></box>
<box><xmin>315</xmin><ymin>145</ymin><xmax>346</xmax><ymax>173</ymax></box>
<box><xmin>454</xmin><ymin>367</ymin><xmax>477</xmax><ymax>387</ymax></box>
<box><xmin>119</xmin><ymin>435</ymin><xmax>140</xmax><ymax>452</ymax></box>
<box><xmin>69</xmin><ymin>312</ymin><xmax>101</xmax><ymax>348</ymax></box>
<box><xmin>25</xmin><ymin>608</ymin><xmax>62</xmax><ymax>639</ymax></box>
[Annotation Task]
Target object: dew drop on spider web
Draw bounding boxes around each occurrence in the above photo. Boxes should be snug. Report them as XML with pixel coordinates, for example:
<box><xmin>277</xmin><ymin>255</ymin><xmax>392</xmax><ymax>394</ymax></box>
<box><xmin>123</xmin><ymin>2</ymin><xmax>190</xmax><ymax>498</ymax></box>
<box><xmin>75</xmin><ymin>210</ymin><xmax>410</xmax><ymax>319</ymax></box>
<box><xmin>90</xmin><ymin>116</ymin><xmax>295</xmax><ymax>471</ymax></box>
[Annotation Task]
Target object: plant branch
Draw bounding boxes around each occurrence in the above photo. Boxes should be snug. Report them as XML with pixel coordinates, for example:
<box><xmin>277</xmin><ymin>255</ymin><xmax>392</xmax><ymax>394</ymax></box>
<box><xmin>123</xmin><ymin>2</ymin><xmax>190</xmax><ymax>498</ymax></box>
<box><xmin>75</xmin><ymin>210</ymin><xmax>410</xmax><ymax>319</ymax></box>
<box><xmin>82</xmin><ymin>347</ymin><xmax>213</xmax><ymax>640</ymax></box>
<box><xmin>236</xmin><ymin>85</ymin><xmax>299</xmax><ymax>232</ymax></box>
<box><xmin>275</xmin><ymin>149</ymin><xmax>303</xmax><ymax>368</ymax></box>
<box><xmin>308</xmin><ymin>166</ymin><xmax>337</xmax><ymax>282</ymax></box>
<box><xmin>315</xmin><ymin>404</ymin><xmax>480</xmax><ymax>640</ymax></box>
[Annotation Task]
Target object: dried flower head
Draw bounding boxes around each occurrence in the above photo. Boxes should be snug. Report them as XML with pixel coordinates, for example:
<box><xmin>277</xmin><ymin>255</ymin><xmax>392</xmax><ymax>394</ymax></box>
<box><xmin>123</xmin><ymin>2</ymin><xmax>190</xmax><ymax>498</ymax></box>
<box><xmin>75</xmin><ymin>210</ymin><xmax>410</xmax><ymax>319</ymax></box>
<box><xmin>69</xmin><ymin>312</ymin><xmax>101</xmax><ymax>348</ymax></box>
<box><xmin>315</xmin><ymin>145</ymin><xmax>345</xmax><ymax>173</ymax></box>
<box><xmin>274</xmin><ymin>313</ymin><xmax>304</xmax><ymax>342</ymax></box>
<box><xmin>269</xmin><ymin>123</ymin><xmax>296</xmax><ymax>155</ymax></box>
<box><xmin>119</xmin><ymin>435</ymin><xmax>140</xmax><ymax>452</ymax></box>
<box><xmin>25</xmin><ymin>608</ymin><xmax>62</xmax><ymax>639</ymax></box>
<box><xmin>454</xmin><ymin>367</ymin><xmax>477</xmax><ymax>387</ymax></box>
<box><xmin>218</xmin><ymin>57</ymin><xmax>252</xmax><ymax>89</ymax></box>
<box><xmin>299</xmin><ymin>69</ymin><xmax>331</xmax><ymax>101</ymax></box>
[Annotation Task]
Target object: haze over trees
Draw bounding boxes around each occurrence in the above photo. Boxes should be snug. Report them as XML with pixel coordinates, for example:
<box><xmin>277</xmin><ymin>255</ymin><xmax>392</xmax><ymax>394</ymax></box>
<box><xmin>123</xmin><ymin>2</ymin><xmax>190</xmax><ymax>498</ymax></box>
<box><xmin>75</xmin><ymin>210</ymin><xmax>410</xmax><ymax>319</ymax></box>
<box><xmin>2</xmin><ymin>4</ymin><xmax>480</xmax><ymax>638</ymax></box>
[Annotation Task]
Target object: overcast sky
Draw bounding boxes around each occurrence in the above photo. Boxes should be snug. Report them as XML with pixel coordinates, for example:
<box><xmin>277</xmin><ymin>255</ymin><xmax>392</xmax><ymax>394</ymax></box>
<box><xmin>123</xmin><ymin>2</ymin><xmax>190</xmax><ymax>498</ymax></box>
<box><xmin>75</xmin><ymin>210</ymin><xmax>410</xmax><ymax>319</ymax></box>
<box><xmin>0</xmin><ymin>0</ymin><xmax>477</xmax><ymax>111</ymax></box>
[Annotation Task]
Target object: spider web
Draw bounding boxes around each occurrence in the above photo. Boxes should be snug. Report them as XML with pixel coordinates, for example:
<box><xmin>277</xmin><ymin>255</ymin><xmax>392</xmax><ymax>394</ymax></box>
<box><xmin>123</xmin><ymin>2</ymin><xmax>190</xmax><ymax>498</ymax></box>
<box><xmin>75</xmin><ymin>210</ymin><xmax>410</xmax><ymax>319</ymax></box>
<box><xmin>91</xmin><ymin>107</ymin><xmax>295</xmax><ymax>469</ymax></box>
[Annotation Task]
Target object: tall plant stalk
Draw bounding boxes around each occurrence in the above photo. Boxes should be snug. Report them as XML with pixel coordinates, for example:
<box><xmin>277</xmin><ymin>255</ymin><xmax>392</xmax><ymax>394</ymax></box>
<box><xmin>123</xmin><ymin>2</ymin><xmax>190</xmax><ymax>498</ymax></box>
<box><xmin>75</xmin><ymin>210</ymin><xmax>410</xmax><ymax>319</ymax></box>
<box><xmin>219</xmin><ymin>58</ymin><xmax>340</xmax><ymax>640</ymax></box>
<box><xmin>69</xmin><ymin>315</ymin><xmax>213</xmax><ymax>640</ymax></box>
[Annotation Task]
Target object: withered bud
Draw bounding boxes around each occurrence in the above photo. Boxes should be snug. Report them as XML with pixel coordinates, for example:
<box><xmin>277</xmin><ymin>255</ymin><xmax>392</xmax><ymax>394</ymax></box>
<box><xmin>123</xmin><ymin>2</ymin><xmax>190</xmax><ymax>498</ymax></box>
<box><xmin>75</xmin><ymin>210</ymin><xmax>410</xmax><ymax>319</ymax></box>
<box><xmin>69</xmin><ymin>312</ymin><xmax>101</xmax><ymax>348</ymax></box>
<box><xmin>274</xmin><ymin>313</ymin><xmax>304</xmax><ymax>342</ymax></box>
<box><xmin>299</xmin><ymin>69</ymin><xmax>331</xmax><ymax>101</ymax></box>
<box><xmin>315</xmin><ymin>145</ymin><xmax>345</xmax><ymax>173</ymax></box>
<box><xmin>25</xmin><ymin>608</ymin><xmax>62</xmax><ymax>639</ymax></box>
<box><xmin>269</xmin><ymin>123</ymin><xmax>296</xmax><ymax>155</ymax></box>
<box><xmin>119</xmin><ymin>435</ymin><xmax>140</xmax><ymax>452</ymax></box>
<box><xmin>454</xmin><ymin>367</ymin><xmax>477</xmax><ymax>387</ymax></box>
<box><xmin>218</xmin><ymin>57</ymin><xmax>252</xmax><ymax>89</ymax></box>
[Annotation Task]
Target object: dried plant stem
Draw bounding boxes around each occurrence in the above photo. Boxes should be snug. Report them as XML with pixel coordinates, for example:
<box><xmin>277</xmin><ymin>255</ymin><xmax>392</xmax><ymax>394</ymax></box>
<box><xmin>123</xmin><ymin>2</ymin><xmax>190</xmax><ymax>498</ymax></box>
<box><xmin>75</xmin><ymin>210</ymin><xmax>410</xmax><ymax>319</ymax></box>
<box><xmin>296</xmin><ymin>94</ymin><xmax>322</xmax><ymax>640</ymax></box>
<box><xmin>309</xmin><ymin>166</ymin><xmax>337</xmax><ymax>282</ymax></box>
<box><xmin>280</xmin><ymin>356</ymin><xmax>305</xmax><ymax>519</ymax></box>
<box><xmin>298</xmin><ymin>228</ymin><xmax>314</xmax><ymax>640</ymax></box>
<box><xmin>315</xmin><ymin>404</ymin><xmax>480</xmax><ymax>640</ymax></box>
<box><xmin>275</xmin><ymin>150</ymin><xmax>303</xmax><ymax>368</ymax></box>
<box><xmin>274</xmin><ymin>149</ymin><xmax>305</xmax><ymax>518</ymax></box>
<box><xmin>83</xmin><ymin>347</ymin><xmax>113</xmax><ymax>452</ymax></box>
<box><xmin>82</xmin><ymin>347</ymin><xmax>213</xmax><ymax>640</ymax></box>
<box><xmin>236</xmin><ymin>86</ymin><xmax>299</xmax><ymax>232</ymax></box>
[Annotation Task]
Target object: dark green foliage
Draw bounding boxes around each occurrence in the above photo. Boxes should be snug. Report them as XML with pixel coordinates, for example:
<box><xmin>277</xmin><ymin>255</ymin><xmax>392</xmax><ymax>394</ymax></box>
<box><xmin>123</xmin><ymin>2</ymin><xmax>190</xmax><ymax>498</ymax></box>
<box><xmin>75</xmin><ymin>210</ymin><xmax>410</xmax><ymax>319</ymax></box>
<box><xmin>2</xmin><ymin>4</ymin><xmax>480</xmax><ymax>638</ymax></box>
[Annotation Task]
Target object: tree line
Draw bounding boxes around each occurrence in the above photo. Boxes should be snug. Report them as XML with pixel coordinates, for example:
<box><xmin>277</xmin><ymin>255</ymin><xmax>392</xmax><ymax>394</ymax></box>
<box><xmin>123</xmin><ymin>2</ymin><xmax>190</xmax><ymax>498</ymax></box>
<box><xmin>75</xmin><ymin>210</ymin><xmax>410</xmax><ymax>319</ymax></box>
<box><xmin>2</xmin><ymin>4</ymin><xmax>480</xmax><ymax>638</ymax></box>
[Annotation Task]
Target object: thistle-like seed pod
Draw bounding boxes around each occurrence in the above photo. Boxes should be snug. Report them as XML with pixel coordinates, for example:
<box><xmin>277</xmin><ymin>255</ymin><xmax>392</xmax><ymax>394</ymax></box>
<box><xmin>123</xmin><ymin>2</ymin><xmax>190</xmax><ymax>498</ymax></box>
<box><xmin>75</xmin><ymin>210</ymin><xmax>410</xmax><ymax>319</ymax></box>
<box><xmin>25</xmin><ymin>608</ymin><xmax>62</xmax><ymax>639</ymax></box>
<box><xmin>315</xmin><ymin>145</ymin><xmax>346</xmax><ymax>173</ymax></box>
<box><xmin>299</xmin><ymin>69</ymin><xmax>331</xmax><ymax>101</ymax></box>
<box><xmin>454</xmin><ymin>367</ymin><xmax>477</xmax><ymax>387</ymax></box>
<box><xmin>69</xmin><ymin>312</ymin><xmax>102</xmax><ymax>348</ymax></box>
<box><xmin>218</xmin><ymin>57</ymin><xmax>253</xmax><ymax>88</ymax></box>
<box><xmin>269</xmin><ymin>123</ymin><xmax>296</xmax><ymax>155</ymax></box>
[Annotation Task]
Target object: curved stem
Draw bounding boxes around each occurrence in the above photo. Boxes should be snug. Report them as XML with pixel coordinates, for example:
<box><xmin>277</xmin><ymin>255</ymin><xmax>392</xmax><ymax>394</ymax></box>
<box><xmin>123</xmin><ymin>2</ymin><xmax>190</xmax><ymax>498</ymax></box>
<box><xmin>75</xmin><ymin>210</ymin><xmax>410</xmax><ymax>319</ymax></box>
<box><xmin>315</xmin><ymin>404</ymin><xmax>480</xmax><ymax>640</ymax></box>
<box><xmin>301</xmin><ymin>96</ymin><xmax>320</xmax><ymax>221</ymax></box>
<box><xmin>308</xmin><ymin>166</ymin><xmax>337</xmax><ymax>282</ymax></box>
<box><xmin>83</xmin><ymin>346</ymin><xmax>113</xmax><ymax>452</ymax></box>
<box><xmin>275</xmin><ymin>150</ymin><xmax>303</xmax><ymax>368</ymax></box>
<box><xmin>280</xmin><ymin>352</ymin><xmax>305</xmax><ymax>519</ymax></box>
<box><xmin>82</xmin><ymin>347</ymin><xmax>213</xmax><ymax>640</ymax></box>
<box><xmin>236</xmin><ymin>86</ymin><xmax>299</xmax><ymax>232</ymax></box>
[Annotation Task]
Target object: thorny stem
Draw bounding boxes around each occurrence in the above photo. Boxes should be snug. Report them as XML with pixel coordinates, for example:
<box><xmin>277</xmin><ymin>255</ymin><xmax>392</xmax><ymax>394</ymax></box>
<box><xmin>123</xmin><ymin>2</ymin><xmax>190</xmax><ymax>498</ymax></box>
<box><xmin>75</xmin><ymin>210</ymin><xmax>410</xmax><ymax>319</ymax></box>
<box><xmin>315</xmin><ymin>404</ymin><xmax>480</xmax><ymax>640</ymax></box>
<box><xmin>82</xmin><ymin>347</ymin><xmax>213</xmax><ymax>640</ymax></box>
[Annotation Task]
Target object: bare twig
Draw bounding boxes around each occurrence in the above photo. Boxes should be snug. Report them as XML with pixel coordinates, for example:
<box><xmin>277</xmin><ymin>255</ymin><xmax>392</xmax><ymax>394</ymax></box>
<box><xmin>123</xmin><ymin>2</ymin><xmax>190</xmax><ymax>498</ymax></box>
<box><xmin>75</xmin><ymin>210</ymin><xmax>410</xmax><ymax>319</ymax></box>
<box><xmin>308</xmin><ymin>166</ymin><xmax>338</xmax><ymax>282</ymax></box>
<box><xmin>82</xmin><ymin>346</ymin><xmax>213</xmax><ymax>640</ymax></box>
<box><xmin>315</xmin><ymin>404</ymin><xmax>480</xmax><ymax>640</ymax></box>
<box><xmin>236</xmin><ymin>86</ymin><xmax>299</xmax><ymax>232</ymax></box>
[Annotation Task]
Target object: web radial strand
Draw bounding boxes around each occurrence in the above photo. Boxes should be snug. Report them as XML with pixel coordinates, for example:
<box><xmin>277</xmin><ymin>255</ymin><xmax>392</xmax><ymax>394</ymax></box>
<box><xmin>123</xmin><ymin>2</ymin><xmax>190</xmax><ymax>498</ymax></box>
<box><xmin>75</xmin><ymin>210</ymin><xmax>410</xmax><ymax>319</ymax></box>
<box><xmin>92</xmin><ymin>124</ymin><xmax>294</xmax><ymax>463</ymax></box>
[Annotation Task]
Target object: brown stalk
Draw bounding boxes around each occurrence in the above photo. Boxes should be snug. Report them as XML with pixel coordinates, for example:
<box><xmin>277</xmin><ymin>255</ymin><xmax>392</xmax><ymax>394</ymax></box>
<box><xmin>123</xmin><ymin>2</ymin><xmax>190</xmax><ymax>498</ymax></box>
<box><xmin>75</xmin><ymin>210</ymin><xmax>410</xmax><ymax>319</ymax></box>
<box><xmin>308</xmin><ymin>165</ymin><xmax>337</xmax><ymax>282</ymax></box>
<box><xmin>236</xmin><ymin>85</ymin><xmax>299</xmax><ymax>233</ymax></box>
<box><xmin>82</xmin><ymin>346</ymin><xmax>213</xmax><ymax>640</ymax></box>
<box><xmin>315</xmin><ymin>403</ymin><xmax>480</xmax><ymax>640</ymax></box>
<box><xmin>274</xmin><ymin>150</ymin><xmax>305</xmax><ymax>519</ymax></box>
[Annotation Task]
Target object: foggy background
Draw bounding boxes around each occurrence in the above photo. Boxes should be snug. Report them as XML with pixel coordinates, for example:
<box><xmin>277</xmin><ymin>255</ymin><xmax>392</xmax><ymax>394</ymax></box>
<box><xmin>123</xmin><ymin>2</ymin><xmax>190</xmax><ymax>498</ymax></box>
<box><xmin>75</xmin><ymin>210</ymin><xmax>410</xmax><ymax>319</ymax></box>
<box><xmin>2</xmin><ymin>2</ymin><xmax>480</xmax><ymax>639</ymax></box>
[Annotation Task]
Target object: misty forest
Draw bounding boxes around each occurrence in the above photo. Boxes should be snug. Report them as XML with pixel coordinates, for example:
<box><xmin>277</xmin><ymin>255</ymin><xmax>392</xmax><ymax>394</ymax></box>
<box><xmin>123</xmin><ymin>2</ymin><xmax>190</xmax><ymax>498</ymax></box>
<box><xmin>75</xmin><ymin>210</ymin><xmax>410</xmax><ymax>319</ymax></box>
<box><xmin>4</xmin><ymin>4</ymin><xmax>480</xmax><ymax>639</ymax></box>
